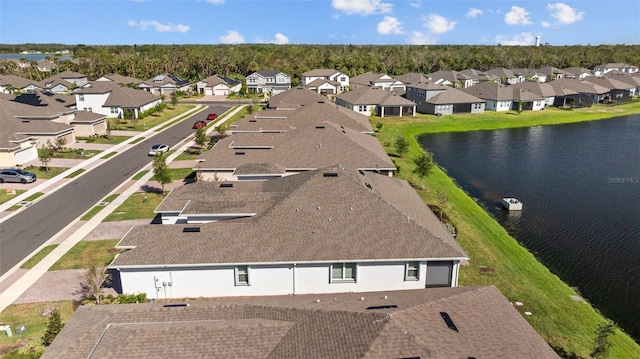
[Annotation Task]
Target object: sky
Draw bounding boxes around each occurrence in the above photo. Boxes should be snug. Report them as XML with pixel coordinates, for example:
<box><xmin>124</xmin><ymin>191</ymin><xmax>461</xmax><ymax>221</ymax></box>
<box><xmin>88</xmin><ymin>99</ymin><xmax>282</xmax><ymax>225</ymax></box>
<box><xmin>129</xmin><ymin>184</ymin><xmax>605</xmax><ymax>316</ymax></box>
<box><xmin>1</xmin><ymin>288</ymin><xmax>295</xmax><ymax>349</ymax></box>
<box><xmin>0</xmin><ymin>0</ymin><xmax>639</xmax><ymax>46</ymax></box>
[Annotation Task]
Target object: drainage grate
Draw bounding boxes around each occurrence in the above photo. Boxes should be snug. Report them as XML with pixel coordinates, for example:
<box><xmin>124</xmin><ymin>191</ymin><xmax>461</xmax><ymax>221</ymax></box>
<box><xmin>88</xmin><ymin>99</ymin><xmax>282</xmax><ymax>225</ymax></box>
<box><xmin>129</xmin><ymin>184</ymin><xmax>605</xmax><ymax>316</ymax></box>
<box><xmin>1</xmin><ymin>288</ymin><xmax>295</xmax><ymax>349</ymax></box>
<box><xmin>18</xmin><ymin>201</ymin><xmax>32</xmax><ymax>207</ymax></box>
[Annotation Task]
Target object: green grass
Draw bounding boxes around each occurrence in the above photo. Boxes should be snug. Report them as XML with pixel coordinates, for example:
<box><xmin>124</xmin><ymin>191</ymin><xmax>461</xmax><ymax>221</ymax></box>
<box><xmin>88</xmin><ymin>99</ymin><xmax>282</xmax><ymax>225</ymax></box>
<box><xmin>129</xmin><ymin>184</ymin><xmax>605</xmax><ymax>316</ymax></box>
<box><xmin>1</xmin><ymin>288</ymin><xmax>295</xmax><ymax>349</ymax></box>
<box><xmin>65</xmin><ymin>169</ymin><xmax>85</xmax><ymax>178</ymax></box>
<box><xmin>76</xmin><ymin>135</ymin><xmax>129</xmax><ymax>144</ymax></box>
<box><xmin>101</xmin><ymin>151</ymin><xmax>118</xmax><ymax>159</ymax></box>
<box><xmin>22</xmin><ymin>166</ymin><xmax>68</xmax><ymax>179</ymax></box>
<box><xmin>0</xmin><ymin>301</ymin><xmax>74</xmax><ymax>357</ymax></box>
<box><xmin>110</xmin><ymin>104</ymin><xmax>196</xmax><ymax>131</ymax></box>
<box><xmin>49</xmin><ymin>239</ymin><xmax>121</xmax><ymax>270</ymax></box>
<box><xmin>129</xmin><ymin>137</ymin><xmax>145</xmax><ymax>144</ymax></box>
<box><xmin>0</xmin><ymin>189</ymin><xmax>26</xmax><ymax>205</ymax></box>
<box><xmin>80</xmin><ymin>194</ymin><xmax>119</xmax><ymax>221</ymax></box>
<box><xmin>151</xmin><ymin>168</ymin><xmax>194</xmax><ymax>181</ymax></box>
<box><xmin>132</xmin><ymin>170</ymin><xmax>149</xmax><ymax>180</ymax></box>
<box><xmin>174</xmin><ymin>146</ymin><xmax>206</xmax><ymax>160</ymax></box>
<box><xmin>103</xmin><ymin>192</ymin><xmax>164</xmax><ymax>221</ymax></box>
<box><xmin>20</xmin><ymin>245</ymin><xmax>59</xmax><ymax>269</ymax></box>
<box><xmin>375</xmin><ymin>102</ymin><xmax>640</xmax><ymax>358</ymax></box>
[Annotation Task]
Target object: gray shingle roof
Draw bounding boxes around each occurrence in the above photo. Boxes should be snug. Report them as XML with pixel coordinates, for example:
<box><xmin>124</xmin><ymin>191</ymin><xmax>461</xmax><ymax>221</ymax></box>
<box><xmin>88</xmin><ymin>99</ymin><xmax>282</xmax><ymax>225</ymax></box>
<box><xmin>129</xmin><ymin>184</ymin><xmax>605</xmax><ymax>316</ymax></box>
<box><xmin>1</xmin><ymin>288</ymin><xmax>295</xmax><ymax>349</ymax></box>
<box><xmin>511</xmin><ymin>81</ymin><xmax>557</xmax><ymax>98</ymax></box>
<box><xmin>395</xmin><ymin>72</ymin><xmax>429</xmax><ymax>85</ymax></box>
<box><xmin>548</xmin><ymin>78</ymin><xmax>610</xmax><ymax>95</ymax></box>
<box><xmin>267</xmin><ymin>87</ymin><xmax>328</xmax><ymax>109</ymax></box>
<box><xmin>337</xmin><ymin>86</ymin><xmax>411</xmax><ymax>106</ymax></box>
<box><xmin>302</xmin><ymin>69</ymin><xmax>341</xmax><ymax>77</ymax></box>
<box><xmin>78</xmin><ymin>81</ymin><xmax>161</xmax><ymax>108</ymax></box>
<box><xmin>460</xmin><ymin>82</ymin><xmax>514</xmax><ymax>101</ymax></box>
<box><xmin>42</xmin><ymin>286</ymin><xmax>558</xmax><ymax>359</ymax></box>
<box><xmin>98</xmin><ymin>73</ymin><xmax>144</xmax><ymax>85</ymax></box>
<box><xmin>425</xmin><ymin>87</ymin><xmax>485</xmax><ymax>104</ymax></box>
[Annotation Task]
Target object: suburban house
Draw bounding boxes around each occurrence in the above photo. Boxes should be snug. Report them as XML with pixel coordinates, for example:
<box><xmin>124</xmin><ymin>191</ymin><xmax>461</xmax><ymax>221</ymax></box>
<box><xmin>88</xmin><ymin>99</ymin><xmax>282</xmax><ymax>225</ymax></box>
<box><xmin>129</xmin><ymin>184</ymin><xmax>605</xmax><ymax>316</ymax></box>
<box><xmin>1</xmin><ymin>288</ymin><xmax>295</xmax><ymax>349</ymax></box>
<box><xmin>460</xmin><ymin>82</ymin><xmax>514</xmax><ymax>111</ymax></box>
<box><xmin>459</xmin><ymin>68</ymin><xmax>500</xmax><ymax>85</ymax></box>
<box><xmin>196</xmin><ymin>74</ymin><xmax>241</xmax><ymax>96</ymax></box>
<box><xmin>511</xmin><ymin>81</ymin><xmax>558</xmax><ymax>106</ymax></box>
<box><xmin>41</xmin><ymin>286</ymin><xmax>559</xmax><ymax>359</ymax></box>
<box><xmin>603</xmin><ymin>72</ymin><xmax>640</xmax><ymax>94</ymax></box>
<box><xmin>43</xmin><ymin>70</ymin><xmax>88</xmax><ymax>87</ymax></box>
<box><xmin>536</xmin><ymin>66</ymin><xmax>566</xmax><ymax>81</ymax></box>
<box><xmin>301</xmin><ymin>69</ymin><xmax>349</xmax><ymax>94</ymax></box>
<box><xmin>138</xmin><ymin>74</ymin><xmax>192</xmax><ymax>96</ymax></box>
<box><xmin>335</xmin><ymin>86</ymin><xmax>416</xmax><ymax>117</ymax></box>
<box><xmin>486</xmin><ymin>67</ymin><xmax>521</xmax><ymax>85</ymax></box>
<box><xmin>349</xmin><ymin>72</ymin><xmax>405</xmax><ymax>92</ymax></box>
<box><xmin>195</xmin><ymin>122</ymin><xmax>396</xmax><ymax>181</ymax></box>
<box><xmin>562</xmin><ymin>67</ymin><xmax>593</xmax><ymax>79</ymax></box>
<box><xmin>583</xmin><ymin>76</ymin><xmax>636</xmax><ymax>101</ymax></box>
<box><xmin>426</xmin><ymin>70</ymin><xmax>475</xmax><ymax>88</ymax></box>
<box><xmin>548</xmin><ymin>78</ymin><xmax>611</xmax><ymax>104</ymax></box>
<box><xmin>95</xmin><ymin>73</ymin><xmax>144</xmax><ymax>86</ymax></box>
<box><xmin>593</xmin><ymin>63</ymin><xmax>639</xmax><ymax>76</ymax></box>
<box><xmin>35</xmin><ymin>59</ymin><xmax>55</xmax><ymax>72</ymax></box>
<box><xmin>0</xmin><ymin>74</ymin><xmax>44</xmax><ymax>94</ymax></box>
<box><xmin>395</xmin><ymin>72</ymin><xmax>430</xmax><ymax>86</ymax></box>
<box><xmin>75</xmin><ymin>81</ymin><xmax>163</xmax><ymax>119</ymax></box>
<box><xmin>245</xmin><ymin>70</ymin><xmax>291</xmax><ymax>95</ymax></box>
<box><xmin>511</xmin><ymin>68</ymin><xmax>540</xmax><ymax>82</ymax></box>
<box><xmin>0</xmin><ymin>96</ymin><xmax>75</xmax><ymax>166</ymax></box>
<box><xmin>267</xmin><ymin>86</ymin><xmax>331</xmax><ymax>109</ymax></box>
<box><xmin>404</xmin><ymin>82</ymin><xmax>449</xmax><ymax>112</ymax></box>
<box><xmin>423</xmin><ymin>87</ymin><xmax>486</xmax><ymax>115</ymax></box>
<box><xmin>69</xmin><ymin>111</ymin><xmax>108</xmax><ymax>137</ymax></box>
<box><xmin>110</xmin><ymin>167</ymin><xmax>468</xmax><ymax>298</ymax></box>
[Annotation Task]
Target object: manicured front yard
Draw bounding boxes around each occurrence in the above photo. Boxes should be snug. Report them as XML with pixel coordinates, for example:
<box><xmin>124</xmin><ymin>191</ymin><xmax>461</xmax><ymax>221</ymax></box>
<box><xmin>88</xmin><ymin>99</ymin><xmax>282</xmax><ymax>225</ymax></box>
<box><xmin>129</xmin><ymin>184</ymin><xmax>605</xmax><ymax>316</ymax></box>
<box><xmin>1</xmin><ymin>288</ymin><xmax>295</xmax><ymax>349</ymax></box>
<box><xmin>103</xmin><ymin>192</ymin><xmax>164</xmax><ymax>221</ymax></box>
<box><xmin>109</xmin><ymin>104</ymin><xmax>196</xmax><ymax>131</ymax></box>
<box><xmin>49</xmin><ymin>239</ymin><xmax>122</xmax><ymax>270</ymax></box>
<box><xmin>0</xmin><ymin>189</ymin><xmax>26</xmax><ymax>205</ymax></box>
<box><xmin>374</xmin><ymin>103</ymin><xmax>640</xmax><ymax>358</ymax></box>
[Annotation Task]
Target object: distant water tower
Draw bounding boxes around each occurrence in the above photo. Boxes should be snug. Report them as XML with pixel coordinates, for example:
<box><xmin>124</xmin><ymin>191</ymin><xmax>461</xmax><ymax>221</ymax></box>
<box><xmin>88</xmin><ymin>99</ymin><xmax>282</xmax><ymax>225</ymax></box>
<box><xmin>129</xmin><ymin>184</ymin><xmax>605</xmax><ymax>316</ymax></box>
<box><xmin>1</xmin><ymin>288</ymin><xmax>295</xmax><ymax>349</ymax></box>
<box><xmin>535</xmin><ymin>36</ymin><xmax>541</xmax><ymax>47</ymax></box>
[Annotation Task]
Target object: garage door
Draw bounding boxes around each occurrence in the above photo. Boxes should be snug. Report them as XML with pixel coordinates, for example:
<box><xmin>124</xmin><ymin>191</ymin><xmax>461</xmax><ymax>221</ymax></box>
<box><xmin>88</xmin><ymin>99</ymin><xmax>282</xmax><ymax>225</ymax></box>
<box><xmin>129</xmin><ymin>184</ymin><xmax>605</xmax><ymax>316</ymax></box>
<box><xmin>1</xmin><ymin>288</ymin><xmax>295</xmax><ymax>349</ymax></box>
<box><xmin>14</xmin><ymin>146</ymin><xmax>37</xmax><ymax>165</ymax></box>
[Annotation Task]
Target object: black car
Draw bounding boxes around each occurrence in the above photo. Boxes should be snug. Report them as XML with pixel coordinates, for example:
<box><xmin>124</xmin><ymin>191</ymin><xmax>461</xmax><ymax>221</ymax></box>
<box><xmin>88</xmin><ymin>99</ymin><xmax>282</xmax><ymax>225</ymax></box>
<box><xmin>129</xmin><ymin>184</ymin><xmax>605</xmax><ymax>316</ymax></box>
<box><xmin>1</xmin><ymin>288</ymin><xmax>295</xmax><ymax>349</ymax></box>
<box><xmin>0</xmin><ymin>168</ymin><xmax>37</xmax><ymax>184</ymax></box>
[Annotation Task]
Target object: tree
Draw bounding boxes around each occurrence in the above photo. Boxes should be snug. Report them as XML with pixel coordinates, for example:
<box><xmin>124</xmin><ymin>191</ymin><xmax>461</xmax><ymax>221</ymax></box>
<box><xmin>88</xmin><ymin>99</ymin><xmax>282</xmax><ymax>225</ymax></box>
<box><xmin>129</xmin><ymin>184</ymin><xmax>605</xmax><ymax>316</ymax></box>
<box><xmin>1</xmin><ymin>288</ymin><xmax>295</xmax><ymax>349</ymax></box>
<box><xmin>436</xmin><ymin>188</ymin><xmax>448</xmax><ymax>221</ymax></box>
<box><xmin>152</xmin><ymin>151</ymin><xmax>172</xmax><ymax>195</ymax></box>
<box><xmin>39</xmin><ymin>141</ymin><xmax>55</xmax><ymax>172</ymax></box>
<box><xmin>412</xmin><ymin>151</ymin><xmax>435</xmax><ymax>189</ymax></box>
<box><xmin>78</xmin><ymin>260</ymin><xmax>111</xmax><ymax>304</ymax></box>
<box><xmin>194</xmin><ymin>126</ymin><xmax>208</xmax><ymax>154</ymax></box>
<box><xmin>170</xmin><ymin>91</ymin><xmax>178</xmax><ymax>106</ymax></box>
<box><xmin>394</xmin><ymin>136</ymin><xmax>409</xmax><ymax>158</ymax></box>
<box><xmin>214</xmin><ymin>124</ymin><xmax>228</xmax><ymax>140</ymax></box>
<box><xmin>590</xmin><ymin>321</ymin><xmax>616</xmax><ymax>358</ymax></box>
<box><xmin>41</xmin><ymin>308</ymin><xmax>63</xmax><ymax>346</ymax></box>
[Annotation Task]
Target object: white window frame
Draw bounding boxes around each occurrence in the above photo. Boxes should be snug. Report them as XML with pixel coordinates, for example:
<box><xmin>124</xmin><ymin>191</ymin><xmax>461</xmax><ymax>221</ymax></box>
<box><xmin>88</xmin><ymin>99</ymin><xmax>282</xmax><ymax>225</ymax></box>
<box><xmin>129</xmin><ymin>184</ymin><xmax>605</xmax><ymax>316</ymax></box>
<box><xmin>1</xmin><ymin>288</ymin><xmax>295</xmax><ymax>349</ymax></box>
<box><xmin>110</xmin><ymin>107</ymin><xmax>119</xmax><ymax>114</ymax></box>
<box><xmin>235</xmin><ymin>265</ymin><xmax>250</xmax><ymax>286</ymax></box>
<box><xmin>78</xmin><ymin>94</ymin><xmax>84</xmax><ymax>101</ymax></box>
<box><xmin>331</xmin><ymin>263</ymin><xmax>357</xmax><ymax>283</ymax></box>
<box><xmin>405</xmin><ymin>261</ymin><xmax>420</xmax><ymax>281</ymax></box>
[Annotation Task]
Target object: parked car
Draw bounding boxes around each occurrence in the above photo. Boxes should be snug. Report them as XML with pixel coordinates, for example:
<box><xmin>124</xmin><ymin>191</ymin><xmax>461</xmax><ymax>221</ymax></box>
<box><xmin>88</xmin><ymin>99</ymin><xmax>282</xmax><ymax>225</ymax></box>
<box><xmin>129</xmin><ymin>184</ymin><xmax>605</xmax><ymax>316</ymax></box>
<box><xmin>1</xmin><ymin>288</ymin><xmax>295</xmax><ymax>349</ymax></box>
<box><xmin>0</xmin><ymin>168</ymin><xmax>37</xmax><ymax>184</ymax></box>
<box><xmin>148</xmin><ymin>144</ymin><xmax>169</xmax><ymax>156</ymax></box>
<box><xmin>206</xmin><ymin>113</ymin><xmax>218</xmax><ymax>121</ymax></box>
<box><xmin>193</xmin><ymin>120</ymin><xmax>207</xmax><ymax>129</ymax></box>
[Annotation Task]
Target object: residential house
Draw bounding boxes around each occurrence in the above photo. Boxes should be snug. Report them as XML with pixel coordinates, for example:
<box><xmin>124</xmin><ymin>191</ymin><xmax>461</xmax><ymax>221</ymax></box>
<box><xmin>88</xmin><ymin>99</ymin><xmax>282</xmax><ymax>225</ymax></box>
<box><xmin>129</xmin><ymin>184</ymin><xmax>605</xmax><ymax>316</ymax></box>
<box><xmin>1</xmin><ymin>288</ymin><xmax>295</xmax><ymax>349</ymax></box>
<box><xmin>38</xmin><ymin>78</ymin><xmax>74</xmax><ymax>94</ymax></box>
<box><xmin>486</xmin><ymin>67</ymin><xmax>521</xmax><ymax>85</ymax></box>
<box><xmin>43</xmin><ymin>70</ymin><xmax>88</xmax><ymax>87</ymax></box>
<box><xmin>536</xmin><ymin>66</ymin><xmax>566</xmax><ymax>81</ymax></box>
<box><xmin>562</xmin><ymin>67</ymin><xmax>593</xmax><ymax>79</ymax></box>
<box><xmin>511</xmin><ymin>81</ymin><xmax>558</xmax><ymax>106</ymax></box>
<box><xmin>593</xmin><ymin>63</ymin><xmax>639</xmax><ymax>76</ymax></box>
<box><xmin>245</xmin><ymin>70</ymin><xmax>291</xmax><ymax>95</ymax></box>
<box><xmin>511</xmin><ymin>68</ymin><xmax>539</xmax><ymax>82</ymax></box>
<box><xmin>603</xmin><ymin>72</ymin><xmax>640</xmax><ymax>94</ymax></box>
<box><xmin>267</xmin><ymin>86</ymin><xmax>330</xmax><ymax>109</ymax></box>
<box><xmin>196</xmin><ymin>122</ymin><xmax>395</xmax><ymax>181</ymax></box>
<box><xmin>404</xmin><ymin>82</ymin><xmax>448</xmax><ymax>113</ymax></box>
<box><xmin>460</xmin><ymin>82</ymin><xmax>514</xmax><ymax>111</ymax></box>
<box><xmin>301</xmin><ymin>69</ymin><xmax>349</xmax><ymax>94</ymax></box>
<box><xmin>70</xmin><ymin>111</ymin><xmax>108</xmax><ymax>137</ymax></box>
<box><xmin>335</xmin><ymin>86</ymin><xmax>415</xmax><ymax>117</ymax></box>
<box><xmin>75</xmin><ymin>81</ymin><xmax>163</xmax><ymax>119</ymax></box>
<box><xmin>196</xmin><ymin>74</ymin><xmax>241</xmax><ymax>96</ymax></box>
<box><xmin>395</xmin><ymin>72</ymin><xmax>429</xmax><ymax>86</ymax></box>
<box><xmin>0</xmin><ymin>74</ymin><xmax>43</xmax><ymax>94</ymax></box>
<box><xmin>548</xmin><ymin>78</ymin><xmax>611</xmax><ymax>104</ymax></box>
<box><xmin>110</xmin><ymin>167</ymin><xmax>468</xmax><ymax>298</ymax></box>
<box><xmin>42</xmin><ymin>286</ymin><xmax>559</xmax><ymax>359</ymax></box>
<box><xmin>349</xmin><ymin>72</ymin><xmax>405</xmax><ymax>92</ymax></box>
<box><xmin>459</xmin><ymin>68</ymin><xmax>499</xmax><ymax>85</ymax></box>
<box><xmin>35</xmin><ymin>59</ymin><xmax>55</xmax><ymax>72</ymax></box>
<box><xmin>427</xmin><ymin>70</ymin><xmax>475</xmax><ymax>88</ymax></box>
<box><xmin>583</xmin><ymin>76</ymin><xmax>635</xmax><ymax>101</ymax></box>
<box><xmin>423</xmin><ymin>87</ymin><xmax>486</xmax><ymax>115</ymax></box>
<box><xmin>95</xmin><ymin>73</ymin><xmax>144</xmax><ymax>86</ymax></box>
<box><xmin>512</xmin><ymin>88</ymin><xmax>545</xmax><ymax>111</ymax></box>
<box><xmin>138</xmin><ymin>74</ymin><xmax>192</xmax><ymax>96</ymax></box>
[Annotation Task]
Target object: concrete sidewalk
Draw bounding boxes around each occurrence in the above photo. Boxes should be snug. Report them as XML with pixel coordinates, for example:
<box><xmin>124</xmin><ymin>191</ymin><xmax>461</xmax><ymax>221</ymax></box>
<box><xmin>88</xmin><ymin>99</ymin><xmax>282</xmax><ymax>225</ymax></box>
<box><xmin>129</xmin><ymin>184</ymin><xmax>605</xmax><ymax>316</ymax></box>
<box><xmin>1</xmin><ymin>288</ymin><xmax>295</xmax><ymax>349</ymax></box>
<box><xmin>0</xmin><ymin>104</ymin><xmax>246</xmax><ymax>312</ymax></box>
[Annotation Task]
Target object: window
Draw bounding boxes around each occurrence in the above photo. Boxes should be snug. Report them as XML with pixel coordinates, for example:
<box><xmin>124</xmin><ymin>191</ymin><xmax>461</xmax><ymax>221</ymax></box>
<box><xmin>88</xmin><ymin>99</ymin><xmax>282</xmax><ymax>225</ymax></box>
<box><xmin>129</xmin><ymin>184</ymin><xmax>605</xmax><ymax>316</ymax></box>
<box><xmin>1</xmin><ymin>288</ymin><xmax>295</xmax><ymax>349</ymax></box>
<box><xmin>78</xmin><ymin>94</ymin><xmax>84</xmax><ymax>101</ymax></box>
<box><xmin>235</xmin><ymin>265</ymin><xmax>249</xmax><ymax>286</ymax></box>
<box><xmin>110</xmin><ymin>107</ymin><xmax>118</xmax><ymax>114</ymax></box>
<box><xmin>358</xmin><ymin>105</ymin><xmax>366</xmax><ymax>112</ymax></box>
<box><xmin>405</xmin><ymin>261</ymin><xmax>420</xmax><ymax>281</ymax></box>
<box><xmin>340</xmin><ymin>76</ymin><xmax>346</xmax><ymax>82</ymax></box>
<box><xmin>331</xmin><ymin>263</ymin><xmax>356</xmax><ymax>282</ymax></box>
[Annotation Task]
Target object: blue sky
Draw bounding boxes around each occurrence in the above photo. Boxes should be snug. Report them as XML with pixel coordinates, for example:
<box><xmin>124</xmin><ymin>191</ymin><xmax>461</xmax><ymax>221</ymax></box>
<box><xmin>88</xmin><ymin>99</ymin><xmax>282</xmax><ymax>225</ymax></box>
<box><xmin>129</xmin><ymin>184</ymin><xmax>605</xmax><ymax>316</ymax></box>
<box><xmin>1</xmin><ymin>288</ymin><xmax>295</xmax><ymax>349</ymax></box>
<box><xmin>1</xmin><ymin>0</ymin><xmax>639</xmax><ymax>46</ymax></box>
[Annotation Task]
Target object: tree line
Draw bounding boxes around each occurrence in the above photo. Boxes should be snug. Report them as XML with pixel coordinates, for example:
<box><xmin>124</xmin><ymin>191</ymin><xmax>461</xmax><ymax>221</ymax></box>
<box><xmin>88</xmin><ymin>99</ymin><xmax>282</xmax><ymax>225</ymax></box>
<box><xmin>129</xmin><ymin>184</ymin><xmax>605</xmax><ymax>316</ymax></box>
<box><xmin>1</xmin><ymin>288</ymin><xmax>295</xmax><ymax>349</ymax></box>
<box><xmin>2</xmin><ymin>43</ymin><xmax>639</xmax><ymax>85</ymax></box>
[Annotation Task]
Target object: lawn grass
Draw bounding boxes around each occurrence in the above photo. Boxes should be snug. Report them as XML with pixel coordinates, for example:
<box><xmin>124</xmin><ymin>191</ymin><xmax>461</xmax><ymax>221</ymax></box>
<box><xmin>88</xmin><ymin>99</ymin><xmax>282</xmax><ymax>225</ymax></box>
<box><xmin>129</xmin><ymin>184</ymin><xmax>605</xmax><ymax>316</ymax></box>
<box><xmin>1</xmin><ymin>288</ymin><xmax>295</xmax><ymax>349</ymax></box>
<box><xmin>174</xmin><ymin>146</ymin><xmax>206</xmax><ymax>160</ymax></box>
<box><xmin>110</xmin><ymin>104</ymin><xmax>196</xmax><ymax>131</ymax></box>
<box><xmin>103</xmin><ymin>192</ymin><xmax>164</xmax><ymax>221</ymax></box>
<box><xmin>0</xmin><ymin>300</ymin><xmax>74</xmax><ymax>357</ymax></box>
<box><xmin>20</xmin><ymin>245</ymin><xmax>59</xmax><ymax>269</ymax></box>
<box><xmin>76</xmin><ymin>135</ymin><xmax>130</xmax><ymax>144</ymax></box>
<box><xmin>375</xmin><ymin>103</ymin><xmax>640</xmax><ymax>358</ymax></box>
<box><xmin>101</xmin><ymin>151</ymin><xmax>118</xmax><ymax>159</ymax></box>
<box><xmin>129</xmin><ymin>137</ymin><xmax>146</xmax><ymax>144</ymax></box>
<box><xmin>0</xmin><ymin>189</ymin><xmax>26</xmax><ymax>205</ymax></box>
<box><xmin>65</xmin><ymin>169</ymin><xmax>85</xmax><ymax>178</ymax></box>
<box><xmin>49</xmin><ymin>239</ymin><xmax>121</xmax><ymax>270</ymax></box>
<box><xmin>151</xmin><ymin>168</ymin><xmax>194</xmax><ymax>181</ymax></box>
<box><xmin>22</xmin><ymin>166</ymin><xmax>68</xmax><ymax>179</ymax></box>
<box><xmin>80</xmin><ymin>194</ymin><xmax>119</xmax><ymax>221</ymax></box>
<box><xmin>132</xmin><ymin>170</ymin><xmax>149</xmax><ymax>180</ymax></box>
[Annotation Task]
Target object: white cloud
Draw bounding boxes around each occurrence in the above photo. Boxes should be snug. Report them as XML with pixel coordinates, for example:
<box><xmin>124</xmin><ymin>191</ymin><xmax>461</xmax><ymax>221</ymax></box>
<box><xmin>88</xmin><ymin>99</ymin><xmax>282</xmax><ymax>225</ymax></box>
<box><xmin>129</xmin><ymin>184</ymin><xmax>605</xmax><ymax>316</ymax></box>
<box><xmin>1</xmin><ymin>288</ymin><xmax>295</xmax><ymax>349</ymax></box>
<box><xmin>424</xmin><ymin>14</ymin><xmax>456</xmax><ymax>34</ymax></box>
<box><xmin>409</xmin><ymin>1</ymin><xmax>421</xmax><ymax>8</ymax></box>
<box><xmin>377</xmin><ymin>16</ymin><xmax>403</xmax><ymax>35</ymax></box>
<box><xmin>331</xmin><ymin>0</ymin><xmax>392</xmax><ymax>15</ymax></box>
<box><xmin>406</xmin><ymin>31</ymin><xmax>436</xmax><ymax>45</ymax></box>
<box><xmin>547</xmin><ymin>3</ymin><xmax>584</xmax><ymax>25</ymax></box>
<box><xmin>466</xmin><ymin>8</ymin><xmax>483</xmax><ymax>19</ymax></box>
<box><xmin>271</xmin><ymin>33</ymin><xmax>290</xmax><ymax>45</ymax></box>
<box><xmin>205</xmin><ymin>0</ymin><xmax>224</xmax><ymax>4</ymax></box>
<box><xmin>495</xmin><ymin>32</ymin><xmax>535</xmax><ymax>46</ymax></box>
<box><xmin>505</xmin><ymin>6</ymin><xmax>532</xmax><ymax>25</ymax></box>
<box><xmin>127</xmin><ymin>20</ymin><xmax>189</xmax><ymax>33</ymax></box>
<box><xmin>541</xmin><ymin>21</ymin><xmax>551</xmax><ymax>28</ymax></box>
<box><xmin>219</xmin><ymin>30</ymin><xmax>245</xmax><ymax>44</ymax></box>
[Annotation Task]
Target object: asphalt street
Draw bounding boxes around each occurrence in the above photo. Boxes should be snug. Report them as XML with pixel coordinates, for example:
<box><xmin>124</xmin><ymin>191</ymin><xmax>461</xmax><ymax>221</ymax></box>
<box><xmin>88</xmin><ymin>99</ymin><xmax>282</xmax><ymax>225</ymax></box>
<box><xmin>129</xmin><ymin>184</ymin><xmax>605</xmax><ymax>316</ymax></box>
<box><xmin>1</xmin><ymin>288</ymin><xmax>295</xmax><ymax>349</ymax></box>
<box><xmin>0</xmin><ymin>104</ymin><xmax>232</xmax><ymax>275</ymax></box>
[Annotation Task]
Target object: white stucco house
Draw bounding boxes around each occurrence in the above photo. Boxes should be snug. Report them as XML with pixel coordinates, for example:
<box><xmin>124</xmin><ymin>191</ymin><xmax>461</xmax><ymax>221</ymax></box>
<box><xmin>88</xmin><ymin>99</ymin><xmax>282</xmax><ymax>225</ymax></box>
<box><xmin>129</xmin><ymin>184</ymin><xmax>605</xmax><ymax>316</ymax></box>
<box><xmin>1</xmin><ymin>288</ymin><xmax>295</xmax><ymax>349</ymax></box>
<box><xmin>110</xmin><ymin>167</ymin><xmax>468</xmax><ymax>299</ymax></box>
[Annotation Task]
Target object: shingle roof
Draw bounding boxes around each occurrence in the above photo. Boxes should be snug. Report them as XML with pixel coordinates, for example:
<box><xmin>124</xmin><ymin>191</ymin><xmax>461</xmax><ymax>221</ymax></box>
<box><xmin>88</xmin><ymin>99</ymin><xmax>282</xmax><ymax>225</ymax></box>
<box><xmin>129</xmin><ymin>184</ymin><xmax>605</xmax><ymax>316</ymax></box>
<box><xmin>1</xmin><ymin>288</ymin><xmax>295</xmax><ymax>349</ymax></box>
<box><xmin>0</xmin><ymin>74</ymin><xmax>40</xmax><ymax>89</ymax></box>
<box><xmin>268</xmin><ymin>87</ymin><xmax>328</xmax><ymax>109</ymax></box>
<box><xmin>460</xmin><ymin>82</ymin><xmax>514</xmax><ymax>101</ymax></box>
<box><xmin>98</xmin><ymin>73</ymin><xmax>144</xmax><ymax>85</ymax></box>
<box><xmin>112</xmin><ymin>167</ymin><xmax>464</xmax><ymax>267</ymax></box>
<box><xmin>42</xmin><ymin>286</ymin><xmax>558</xmax><ymax>359</ymax></box>
<box><xmin>199</xmin><ymin>74</ymin><xmax>241</xmax><ymax>87</ymax></box>
<box><xmin>350</xmin><ymin>72</ymin><xmax>399</xmax><ymax>86</ymax></box>
<box><xmin>78</xmin><ymin>81</ymin><xmax>161</xmax><ymax>108</ymax></box>
<box><xmin>582</xmin><ymin>76</ymin><xmax>635</xmax><ymax>90</ymax></box>
<box><xmin>562</xmin><ymin>67</ymin><xmax>593</xmax><ymax>77</ymax></box>
<box><xmin>511</xmin><ymin>82</ymin><xmax>557</xmax><ymax>98</ymax></box>
<box><xmin>304</xmin><ymin>78</ymin><xmax>340</xmax><ymax>88</ymax></box>
<box><xmin>395</xmin><ymin>72</ymin><xmax>429</xmax><ymax>85</ymax></box>
<box><xmin>198</xmin><ymin>122</ymin><xmax>393</xmax><ymax>172</ymax></box>
<box><xmin>336</xmin><ymin>86</ymin><xmax>410</xmax><ymax>105</ymax></box>
<box><xmin>425</xmin><ymin>87</ymin><xmax>485</xmax><ymax>104</ymax></box>
<box><xmin>302</xmin><ymin>69</ymin><xmax>341</xmax><ymax>77</ymax></box>
<box><xmin>547</xmin><ymin>78</ymin><xmax>610</xmax><ymax>95</ymax></box>
<box><xmin>487</xmin><ymin>67</ymin><xmax>516</xmax><ymax>79</ymax></box>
